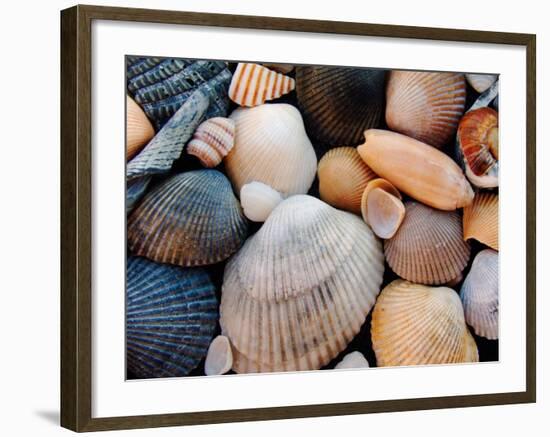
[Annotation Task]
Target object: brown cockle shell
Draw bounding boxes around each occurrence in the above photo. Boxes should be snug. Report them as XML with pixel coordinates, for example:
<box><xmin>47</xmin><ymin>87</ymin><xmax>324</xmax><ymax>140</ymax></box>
<box><xmin>187</xmin><ymin>117</ymin><xmax>235</xmax><ymax>167</ymax></box>
<box><xmin>126</xmin><ymin>95</ymin><xmax>155</xmax><ymax>161</ymax></box>
<box><xmin>360</xmin><ymin>179</ymin><xmax>404</xmax><ymax>239</ymax></box>
<box><xmin>463</xmin><ymin>191</ymin><xmax>499</xmax><ymax>250</ymax></box>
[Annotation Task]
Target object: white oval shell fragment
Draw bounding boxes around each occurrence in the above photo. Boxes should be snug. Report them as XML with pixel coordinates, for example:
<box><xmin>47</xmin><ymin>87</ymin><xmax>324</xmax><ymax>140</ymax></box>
<box><xmin>240</xmin><ymin>181</ymin><xmax>283</xmax><ymax>222</ymax></box>
<box><xmin>466</xmin><ymin>73</ymin><xmax>498</xmax><ymax>93</ymax></box>
<box><xmin>334</xmin><ymin>351</ymin><xmax>370</xmax><ymax>369</ymax></box>
<box><xmin>187</xmin><ymin>117</ymin><xmax>235</xmax><ymax>167</ymax></box>
<box><xmin>205</xmin><ymin>335</ymin><xmax>233</xmax><ymax>376</ymax></box>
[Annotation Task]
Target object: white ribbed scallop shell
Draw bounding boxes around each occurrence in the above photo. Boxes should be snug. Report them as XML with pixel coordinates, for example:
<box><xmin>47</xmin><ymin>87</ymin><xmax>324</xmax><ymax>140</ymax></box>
<box><xmin>460</xmin><ymin>249</ymin><xmax>499</xmax><ymax>340</ymax></box>
<box><xmin>220</xmin><ymin>195</ymin><xmax>385</xmax><ymax>373</ymax></box>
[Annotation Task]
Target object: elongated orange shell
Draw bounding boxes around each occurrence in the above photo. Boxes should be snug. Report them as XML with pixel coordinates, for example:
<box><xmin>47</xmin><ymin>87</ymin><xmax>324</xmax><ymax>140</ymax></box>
<box><xmin>357</xmin><ymin>129</ymin><xmax>474</xmax><ymax>210</ymax></box>
<box><xmin>372</xmin><ymin>280</ymin><xmax>479</xmax><ymax>366</ymax></box>
<box><xmin>463</xmin><ymin>191</ymin><xmax>499</xmax><ymax>250</ymax></box>
<box><xmin>385</xmin><ymin>201</ymin><xmax>471</xmax><ymax>285</ymax></box>
<box><xmin>187</xmin><ymin>117</ymin><xmax>235</xmax><ymax>167</ymax></box>
<box><xmin>317</xmin><ymin>147</ymin><xmax>377</xmax><ymax>214</ymax></box>
<box><xmin>386</xmin><ymin>71</ymin><xmax>466</xmax><ymax>148</ymax></box>
<box><xmin>126</xmin><ymin>95</ymin><xmax>155</xmax><ymax>160</ymax></box>
<box><xmin>229</xmin><ymin>63</ymin><xmax>295</xmax><ymax>107</ymax></box>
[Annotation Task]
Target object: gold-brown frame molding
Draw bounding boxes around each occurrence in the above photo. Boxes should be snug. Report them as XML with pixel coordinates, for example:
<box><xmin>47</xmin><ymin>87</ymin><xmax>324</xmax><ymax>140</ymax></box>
<box><xmin>60</xmin><ymin>4</ymin><xmax>536</xmax><ymax>432</ymax></box>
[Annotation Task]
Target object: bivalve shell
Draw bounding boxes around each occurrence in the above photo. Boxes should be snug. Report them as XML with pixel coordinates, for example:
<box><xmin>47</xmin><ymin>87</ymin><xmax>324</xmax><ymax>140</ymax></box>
<box><xmin>187</xmin><ymin>117</ymin><xmax>235</xmax><ymax>167</ymax></box>
<box><xmin>466</xmin><ymin>73</ymin><xmax>498</xmax><ymax>93</ymax></box>
<box><xmin>126</xmin><ymin>95</ymin><xmax>155</xmax><ymax>161</ymax></box>
<box><xmin>240</xmin><ymin>181</ymin><xmax>283</xmax><ymax>222</ymax></box>
<box><xmin>463</xmin><ymin>191</ymin><xmax>499</xmax><ymax>251</ymax></box>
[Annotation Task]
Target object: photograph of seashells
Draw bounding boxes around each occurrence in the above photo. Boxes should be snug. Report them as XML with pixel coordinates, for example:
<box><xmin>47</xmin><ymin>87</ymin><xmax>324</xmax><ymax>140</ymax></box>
<box><xmin>125</xmin><ymin>58</ymin><xmax>499</xmax><ymax>380</ymax></box>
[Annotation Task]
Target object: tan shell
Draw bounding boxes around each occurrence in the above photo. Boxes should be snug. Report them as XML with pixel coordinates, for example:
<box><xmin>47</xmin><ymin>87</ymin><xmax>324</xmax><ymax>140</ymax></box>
<box><xmin>385</xmin><ymin>201</ymin><xmax>471</xmax><ymax>285</ymax></box>
<box><xmin>385</xmin><ymin>71</ymin><xmax>466</xmax><ymax>148</ymax></box>
<box><xmin>126</xmin><ymin>95</ymin><xmax>155</xmax><ymax>160</ymax></box>
<box><xmin>226</xmin><ymin>104</ymin><xmax>317</xmax><ymax>196</ymax></box>
<box><xmin>317</xmin><ymin>147</ymin><xmax>377</xmax><ymax>214</ymax></box>
<box><xmin>220</xmin><ymin>195</ymin><xmax>385</xmax><ymax>373</ymax></box>
<box><xmin>262</xmin><ymin>63</ymin><xmax>294</xmax><ymax>74</ymax></box>
<box><xmin>463</xmin><ymin>191</ymin><xmax>499</xmax><ymax>250</ymax></box>
<box><xmin>228</xmin><ymin>63</ymin><xmax>295</xmax><ymax>107</ymax></box>
<box><xmin>357</xmin><ymin>129</ymin><xmax>474</xmax><ymax>210</ymax></box>
<box><xmin>372</xmin><ymin>280</ymin><xmax>479</xmax><ymax>366</ymax></box>
<box><xmin>187</xmin><ymin>117</ymin><xmax>235</xmax><ymax>167</ymax></box>
<box><xmin>466</xmin><ymin>73</ymin><xmax>498</xmax><ymax>93</ymax></box>
<box><xmin>360</xmin><ymin>179</ymin><xmax>404</xmax><ymax>239</ymax></box>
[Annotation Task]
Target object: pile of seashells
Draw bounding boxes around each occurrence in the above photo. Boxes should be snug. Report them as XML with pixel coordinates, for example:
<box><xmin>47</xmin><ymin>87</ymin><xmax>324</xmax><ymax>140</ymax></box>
<box><xmin>125</xmin><ymin>57</ymin><xmax>499</xmax><ymax>379</ymax></box>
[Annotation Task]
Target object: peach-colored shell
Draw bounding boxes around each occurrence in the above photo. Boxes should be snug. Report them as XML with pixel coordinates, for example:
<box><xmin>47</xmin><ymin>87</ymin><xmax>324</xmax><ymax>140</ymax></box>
<box><xmin>371</xmin><ymin>280</ymin><xmax>479</xmax><ymax>367</ymax></box>
<box><xmin>187</xmin><ymin>117</ymin><xmax>235</xmax><ymax>168</ymax></box>
<box><xmin>360</xmin><ymin>179</ymin><xmax>404</xmax><ymax>239</ymax></box>
<box><xmin>126</xmin><ymin>95</ymin><xmax>154</xmax><ymax>161</ymax></box>
<box><xmin>463</xmin><ymin>191</ymin><xmax>499</xmax><ymax>250</ymax></box>
<box><xmin>357</xmin><ymin>129</ymin><xmax>474</xmax><ymax>211</ymax></box>
<box><xmin>229</xmin><ymin>63</ymin><xmax>295</xmax><ymax>107</ymax></box>
<box><xmin>385</xmin><ymin>71</ymin><xmax>466</xmax><ymax>148</ymax></box>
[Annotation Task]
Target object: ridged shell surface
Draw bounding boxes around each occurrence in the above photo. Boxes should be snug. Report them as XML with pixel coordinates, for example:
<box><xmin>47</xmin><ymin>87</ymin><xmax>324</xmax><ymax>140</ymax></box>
<box><xmin>296</xmin><ymin>66</ymin><xmax>386</xmax><ymax>147</ymax></box>
<box><xmin>384</xmin><ymin>201</ymin><xmax>471</xmax><ymax>285</ymax></box>
<box><xmin>463</xmin><ymin>191</ymin><xmax>499</xmax><ymax>250</ymax></box>
<box><xmin>127</xmin><ymin>170</ymin><xmax>249</xmax><ymax>267</ymax></box>
<box><xmin>126</xmin><ymin>256</ymin><xmax>218</xmax><ymax>378</ymax></box>
<box><xmin>126</xmin><ymin>95</ymin><xmax>155</xmax><ymax>161</ymax></box>
<box><xmin>466</xmin><ymin>74</ymin><xmax>498</xmax><ymax>93</ymax></box>
<box><xmin>460</xmin><ymin>249</ymin><xmax>499</xmax><ymax>340</ymax></box>
<box><xmin>220</xmin><ymin>195</ymin><xmax>385</xmax><ymax>373</ymax></box>
<box><xmin>371</xmin><ymin>280</ymin><xmax>479</xmax><ymax>366</ymax></box>
<box><xmin>226</xmin><ymin>104</ymin><xmax>317</xmax><ymax>196</ymax></box>
<box><xmin>385</xmin><ymin>71</ymin><xmax>466</xmax><ymax>148</ymax></box>
<box><xmin>229</xmin><ymin>63</ymin><xmax>295</xmax><ymax>107</ymax></box>
<box><xmin>187</xmin><ymin>117</ymin><xmax>235</xmax><ymax>168</ymax></box>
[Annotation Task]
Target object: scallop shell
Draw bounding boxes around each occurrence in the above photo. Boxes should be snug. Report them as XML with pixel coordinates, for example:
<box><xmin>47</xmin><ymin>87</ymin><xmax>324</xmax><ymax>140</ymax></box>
<box><xmin>127</xmin><ymin>95</ymin><xmax>155</xmax><ymax>161</ymax></box>
<box><xmin>371</xmin><ymin>280</ymin><xmax>479</xmax><ymax>366</ymax></box>
<box><xmin>362</xmin><ymin>184</ymin><xmax>405</xmax><ymax>239</ymax></box>
<box><xmin>226</xmin><ymin>104</ymin><xmax>317</xmax><ymax>196</ymax></box>
<box><xmin>460</xmin><ymin>249</ymin><xmax>499</xmax><ymax>340</ymax></box>
<box><xmin>127</xmin><ymin>170</ymin><xmax>249</xmax><ymax>267</ymax></box>
<box><xmin>228</xmin><ymin>63</ymin><xmax>295</xmax><ymax>107</ymax></box>
<box><xmin>296</xmin><ymin>66</ymin><xmax>386</xmax><ymax>147</ymax></box>
<box><xmin>357</xmin><ymin>129</ymin><xmax>474</xmax><ymax>210</ymax></box>
<box><xmin>240</xmin><ymin>181</ymin><xmax>283</xmax><ymax>222</ymax></box>
<box><xmin>334</xmin><ymin>351</ymin><xmax>370</xmax><ymax>369</ymax></box>
<box><xmin>126</xmin><ymin>256</ymin><xmax>218</xmax><ymax>378</ymax></box>
<box><xmin>463</xmin><ymin>191</ymin><xmax>499</xmax><ymax>250</ymax></box>
<box><xmin>385</xmin><ymin>71</ymin><xmax>466</xmax><ymax>148</ymax></box>
<box><xmin>384</xmin><ymin>201</ymin><xmax>471</xmax><ymax>285</ymax></box>
<box><xmin>457</xmin><ymin>107</ymin><xmax>499</xmax><ymax>188</ymax></box>
<box><xmin>205</xmin><ymin>335</ymin><xmax>233</xmax><ymax>376</ymax></box>
<box><xmin>317</xmin><ymin>147</ymin><xmax>377</xmax><ymax>214</ymax></box>
<box><xmin>220</xmin><ymin>195</ymin><xmax>385</xmax><ymax>373</ymax></box>
<box><xmin>187</xmin><ymin>117</ymin><xmax>235</xmax><ymax>167</ymax></box>
<box><xmin>466</xmin><ymin>73</ymin><xmax>498</xmax><ymax>93</ymax></box>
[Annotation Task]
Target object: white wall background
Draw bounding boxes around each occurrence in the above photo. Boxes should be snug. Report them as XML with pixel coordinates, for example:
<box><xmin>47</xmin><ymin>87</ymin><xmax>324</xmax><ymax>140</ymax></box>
<box><xmin>0</xmin><ymin>0</ymin><xmax>545</xmax><ymax>435</ymax></box>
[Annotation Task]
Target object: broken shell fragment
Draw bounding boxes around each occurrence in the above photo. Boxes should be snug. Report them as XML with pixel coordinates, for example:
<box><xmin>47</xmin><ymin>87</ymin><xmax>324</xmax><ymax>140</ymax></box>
<box><xmin>205</xmin><ymin>335</ymin><xmax>234</xmax><ymax>376</ymax></box>
<box><xmin>334</xmin><ymin>351</ymin><xmax>370</xmax><ymax>369</ymax></box>
<box><xmin>240</xmin><ymin>181</ymin><xmax>283</xmax><ymax>222</ymax></box>
<box><xmin>360</xmin><ymin>179</ymin><xmax>404</xmax><ymax>239</ymax></box>
<box><xmin>466</xmin><ymin>73</ymin><xmax>498</xmax><ymax>93</ymax></box>
<box><xmin>187</xmin><ymin>117</ymin><xmax>235</xmax><ymax>167</ymax></box>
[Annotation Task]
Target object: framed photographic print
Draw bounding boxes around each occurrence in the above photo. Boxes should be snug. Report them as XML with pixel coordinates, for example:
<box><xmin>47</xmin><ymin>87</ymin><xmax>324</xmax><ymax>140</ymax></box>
<box><xmin>60</xmin><ymin>4</ymin><xmax>536</xmax><ymax>432</ymax></box>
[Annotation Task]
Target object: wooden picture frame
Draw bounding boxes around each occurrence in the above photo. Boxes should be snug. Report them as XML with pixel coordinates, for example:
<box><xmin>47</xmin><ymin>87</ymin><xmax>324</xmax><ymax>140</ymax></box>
<box><xmin>60</xmin><ymin>4</ymin><xmax>536</xmax><ymax>432</ymax></box>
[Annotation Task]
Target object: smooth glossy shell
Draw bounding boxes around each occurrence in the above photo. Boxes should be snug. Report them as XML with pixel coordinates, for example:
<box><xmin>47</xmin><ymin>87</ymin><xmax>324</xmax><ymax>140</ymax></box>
<box><xmin>240</xmin><ymin>181</ymin><xmax>283</xmax><ymax>222</ymax></box>
<box><xmin>127</xmin><ymin>170</ymin><xmax>249</xmax><ymax>267</ymax></box>
<box><xmin>466</xmin><ymin>73</ymin><xmax>498</xmax><ymax>93</ymax></box>
<box><xmin>385</xmin><ymin>201</ymin><xmax>471</xmax><ymax>285</ymax></box>
<box><xmin>334</xmin><ymin>351</ymin><xmax>370</xmax><ymax>369</ymax></box>
<box><xmin>460</xmin><ymin>249</ymin><xmax>499</xmax><ymax>340</ymax></box>
<box><xmin>364</xmin><ymin>188</ymin><xmax>405</xmax><ymax>239</ymax></box>
<box><xmin>126</xmin><ymin>256</ymin><xmax>218</xmax><ymax>378</ymax></box>
<box><xmin>386</xmin><ymin>71</ymin><xmax>466</xmax><ymax>148</ymax></box>
<box><xmin>317</xmin><ymin>147</ymin><xmax>377</xmax><ymax>214</ymax></box>
<box><xmin>360</xmin><ymin>178</ymin><xmax>401</xmax><ymax>219</ymax></box>
<box><xmin>126</xmin><ymin>95</ymin><xmax>155</xmax><ymax>161</ymax></box>
<box><xmin>371</xmin><ymin>280</ymin><xmax>479</xmax><ymax>366</ymax></box>
<box><xmin>457</xmin><ymin>107</ymin><xmax>499</xmax><ymax>188</ymax></box>
<box><xmin>463</xmin><ymin>191</ymin><xmax>499</xmax><ymax>251</ymax></box>
<box><xmin>296</xmin><ymin>66</ymin><xmax>386</xmax><ymax>147</ymax></box>
<box><xmin>358</xmin><ymin>129</ymin><xmax>474</xmax><ymax>210</ymax></box>
<box><xmin>229</xmin><ymin>63</ymin><xmax>295</xmax><ymax>107</ymax></box>
<box><xmin>187</xmin><ymin>117</ymin><xmax>235</xmax><ymax>167</ymax></box>
<box><xmin>226</xmin><ymin>104</ymin><xmax>317</xmax><ymax>196</ymax></box>
<box><xmin>220</xmin><ymin>195</ymin><xmax>385</xmax><ymax>373</ymax></box>
<box><xmin>205</xmin><ymin>335</ymin><xmax>233</xmax><ymax>375</ymax></box>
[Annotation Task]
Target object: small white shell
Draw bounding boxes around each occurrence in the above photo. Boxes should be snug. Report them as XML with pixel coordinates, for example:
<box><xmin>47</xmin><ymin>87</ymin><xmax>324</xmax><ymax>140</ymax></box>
<box><xmin>205</xmin><ymin>335</ymin><xmax>233</xmax><ymax>376</ymax></box>
<box><xmin>466</xmin><ymin>74</ymin><xmax>498</xmax><ymax>93</ymax></box>
<box><xmin>240</xmin><ymin>182</ymin><xmax>283</xmax><ymax>222</ymax></box>
<box><xmin>334</xmin><ymin>351</ymin><xmax>370</xmax><ymax>369</ymax></box>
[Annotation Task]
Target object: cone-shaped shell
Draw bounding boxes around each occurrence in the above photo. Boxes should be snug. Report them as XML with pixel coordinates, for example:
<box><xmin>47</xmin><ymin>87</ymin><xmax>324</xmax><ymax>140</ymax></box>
<box><xmin>205</xmin><ymin>335</ymin><xmax>233</xmax><ymax>376</ymax></box>
<box><xmin>463</xmin><ymin>191</ymin><xmax>499</xmax><ymax>250</ymax></box>
<box><xmin>229</xmin><ymin>63</ymin><xmax>295</xmax><ymax>107</ymax></box>
<box><xmin>334</xmin><ymin>351</ymin><xmax>370</xmax><ymax>369</ymax></box>
<box><xmin>460</xmin><ymin>249</ymin><xmax>499</xmax><ymax>340</ymax></box>
<box><xmin>466</xmin><ymin>73</ymin><xmax>498</xmax><ymax>93</ymax></box>
<box><xmin>358</xmin><ymin>129</ymin><xmax>474</xmax><ymax>210</ymax></box>
<box><xmin>240</xmin><ymin>181</ymin><xmax>283</xmax><ymax>222</ymax></box>
<box><xmin>296</xmin><ymin>66</ymin><xmax>386</xmax><ymax>147</ymax></box>
<box><xmin>385</xmin><ymin>201</ymin><xmax>471</xmax><ymax>285</ymax></box>
<box><xmin>127</xmin><ymin>170</ymin><xmax>249</xmax><ymax>267</ymax></box>
<box><xmin>457</xmin><ymin>107</ymin><xmax>499</xmax><ymax>188</ymax></box>
<box><xmin>127</xmin><ymin>96</ymin><xmax>155</xmax><ymax>161</ymax></box>
<box><xmin>385</xmin><ymin>71</ymin><xmax>466</xmax><ymax>148</ymax></box>
<box><xmin>126</xmin><ymin>256</ymin><xmax>218</xmax><ymax>378</ymax></box>
<box><xmin>187</xmin><ymin>117</ymin><xmax>235</xmax><ymax>167</ymax></box>
<box><xmin>220</xmin><ymin>195</ymin><xmax>385</xmax><ymax>373</ymax></box>
<box><xmin>317</xmin><ymin>147</ymin><xmax>377</xmax><ymax>214</ymax></box>
<box><xmin>372</xmin><ymin>280</ymin><xmax>479</xmax><ymax>366</ymax></box>
<box><xmin>226</xmin><ymin>104</ymin><xmax>317</xmax><ymax>196</ymax></box>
